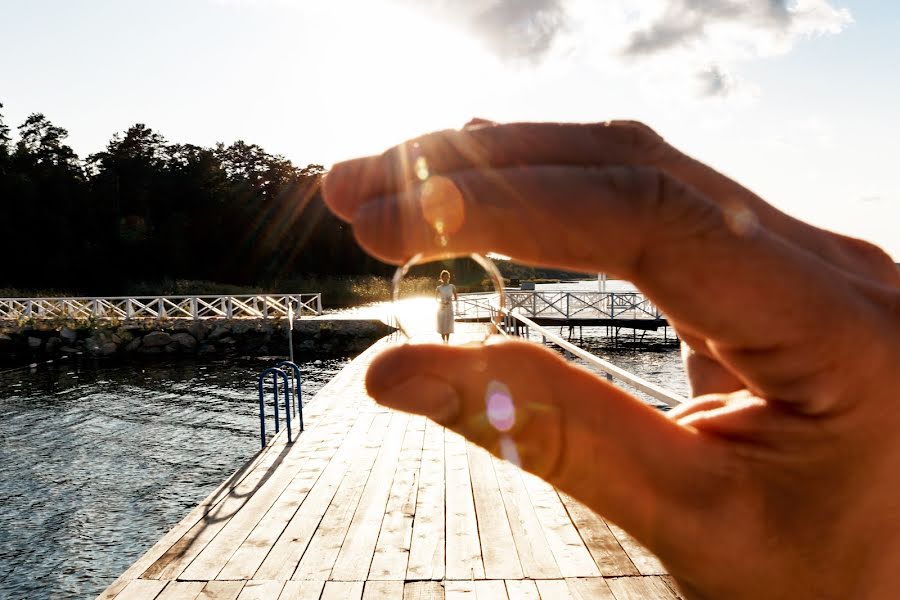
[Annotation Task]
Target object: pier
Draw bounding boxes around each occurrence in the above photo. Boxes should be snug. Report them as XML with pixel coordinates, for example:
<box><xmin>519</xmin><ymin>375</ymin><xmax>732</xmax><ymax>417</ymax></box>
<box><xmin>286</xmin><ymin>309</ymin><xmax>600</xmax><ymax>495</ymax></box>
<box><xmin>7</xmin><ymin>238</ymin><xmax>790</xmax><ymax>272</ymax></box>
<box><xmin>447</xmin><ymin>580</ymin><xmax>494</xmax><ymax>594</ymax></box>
<box><xmin>99</xmin><ymin>329</ymin><xmax>683</xmax><ymax>600</ymax></box>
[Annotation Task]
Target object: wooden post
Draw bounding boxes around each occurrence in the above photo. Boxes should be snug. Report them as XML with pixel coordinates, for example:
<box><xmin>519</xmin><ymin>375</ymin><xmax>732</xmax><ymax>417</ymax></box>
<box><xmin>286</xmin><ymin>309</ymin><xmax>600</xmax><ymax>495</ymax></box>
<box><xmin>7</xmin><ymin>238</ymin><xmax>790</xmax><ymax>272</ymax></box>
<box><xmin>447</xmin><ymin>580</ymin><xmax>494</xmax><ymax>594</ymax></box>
<box><xmin>226</xmin><ymin>297</ymin><xmax>234</xmax><ymax>319</ymax></box>
<box><xmin>191</xmin><ymin>298</ymin><xmax>198</xmax><ymax>320</ymax></box>
<box><xmin>157</xmin><ymin>297</ymin><xmax>164</xmax><ymax>319</ymax></box>
<box><xmin>126</xmin><ymin>299</ymin><xmax>133</xmax><ymax>319</ymax></box>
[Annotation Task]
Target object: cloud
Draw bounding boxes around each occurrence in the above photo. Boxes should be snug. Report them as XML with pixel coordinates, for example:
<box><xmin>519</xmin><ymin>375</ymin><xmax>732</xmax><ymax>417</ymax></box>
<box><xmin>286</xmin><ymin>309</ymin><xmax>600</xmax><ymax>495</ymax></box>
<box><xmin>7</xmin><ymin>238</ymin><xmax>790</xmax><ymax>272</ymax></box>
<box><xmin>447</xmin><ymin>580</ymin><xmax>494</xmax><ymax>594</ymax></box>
<box><xmin>697</xmin><ymin>64</ymin><xmax>738</xmax><ymax>97</ymax></box>
<box><xmin>395</xmin><ymin>0</ymin><xmax>568</xmax><ymax>62</ymax></box>
<box><xmin>622</xmin><ymin>0</ymin><xmax>852</xmax><ymax>59</ymax></box>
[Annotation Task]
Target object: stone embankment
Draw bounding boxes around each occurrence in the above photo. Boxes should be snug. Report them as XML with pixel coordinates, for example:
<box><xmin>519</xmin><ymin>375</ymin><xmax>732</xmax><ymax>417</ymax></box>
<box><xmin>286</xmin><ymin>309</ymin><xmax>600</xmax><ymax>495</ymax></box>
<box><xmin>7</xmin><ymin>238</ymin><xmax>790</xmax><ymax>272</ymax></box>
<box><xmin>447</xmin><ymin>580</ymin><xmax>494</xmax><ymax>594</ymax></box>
<box><xmin>0</xmin><ymin>319</ymin><xmax>394</xmax><ymax>363</ymax></box>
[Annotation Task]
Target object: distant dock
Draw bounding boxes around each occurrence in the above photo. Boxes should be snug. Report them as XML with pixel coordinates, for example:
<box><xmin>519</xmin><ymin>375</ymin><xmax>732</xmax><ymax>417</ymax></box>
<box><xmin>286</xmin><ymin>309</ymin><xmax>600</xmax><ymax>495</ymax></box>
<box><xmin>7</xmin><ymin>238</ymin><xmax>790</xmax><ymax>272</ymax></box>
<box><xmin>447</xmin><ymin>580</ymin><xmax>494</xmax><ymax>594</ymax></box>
<box><xmin>98</xmin><ymin>334</ymin><xmax>682</xmax><ymax>600</ymax></box>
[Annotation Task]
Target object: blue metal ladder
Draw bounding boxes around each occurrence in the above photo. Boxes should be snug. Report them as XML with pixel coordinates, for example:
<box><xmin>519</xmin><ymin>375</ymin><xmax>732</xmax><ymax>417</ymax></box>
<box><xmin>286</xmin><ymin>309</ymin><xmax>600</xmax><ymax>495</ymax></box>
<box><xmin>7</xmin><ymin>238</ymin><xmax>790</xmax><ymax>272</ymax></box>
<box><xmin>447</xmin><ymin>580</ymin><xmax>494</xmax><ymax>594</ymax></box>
<box><xmin>256</xmin><ymin>361</ymin><xmax>304</xmax><ymax>448</ymax></box>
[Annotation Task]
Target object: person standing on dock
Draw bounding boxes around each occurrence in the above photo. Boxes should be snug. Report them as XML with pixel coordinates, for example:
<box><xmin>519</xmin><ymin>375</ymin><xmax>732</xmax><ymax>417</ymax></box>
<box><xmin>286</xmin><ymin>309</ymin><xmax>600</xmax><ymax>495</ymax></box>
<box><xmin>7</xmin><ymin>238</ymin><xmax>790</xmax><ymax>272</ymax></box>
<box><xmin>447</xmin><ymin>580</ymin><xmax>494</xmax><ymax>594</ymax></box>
<box><xmin>435</xmin><ymin>269</ymin><xmax>458</xmax><ymax>343</ymax></box>
<box><xmin>323</xmin><ymin>119</ymin><xmax>900</xmax><ymax>600</ymax></box>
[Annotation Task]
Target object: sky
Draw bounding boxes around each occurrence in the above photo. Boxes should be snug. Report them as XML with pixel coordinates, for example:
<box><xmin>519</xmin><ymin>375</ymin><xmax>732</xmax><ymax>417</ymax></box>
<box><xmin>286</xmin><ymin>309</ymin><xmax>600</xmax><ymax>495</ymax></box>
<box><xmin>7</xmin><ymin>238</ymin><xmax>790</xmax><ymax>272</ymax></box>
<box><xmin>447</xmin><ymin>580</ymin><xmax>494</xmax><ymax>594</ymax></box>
<box><xmin>1</xmin><ymin>0</ymin><xmax>898</xmax><ymax>258</ymax></box>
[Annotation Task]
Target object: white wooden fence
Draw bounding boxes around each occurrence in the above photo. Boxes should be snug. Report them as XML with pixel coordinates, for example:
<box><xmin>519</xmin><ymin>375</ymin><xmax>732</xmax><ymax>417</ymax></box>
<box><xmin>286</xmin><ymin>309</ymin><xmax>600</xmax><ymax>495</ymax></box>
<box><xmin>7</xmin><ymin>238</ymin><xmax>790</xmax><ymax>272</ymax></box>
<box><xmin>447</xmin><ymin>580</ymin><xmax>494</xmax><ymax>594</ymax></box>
<box><xmin>0</xmin><ymin>294</ymin><xmax>322</xmax><ymax>321</ymax></box>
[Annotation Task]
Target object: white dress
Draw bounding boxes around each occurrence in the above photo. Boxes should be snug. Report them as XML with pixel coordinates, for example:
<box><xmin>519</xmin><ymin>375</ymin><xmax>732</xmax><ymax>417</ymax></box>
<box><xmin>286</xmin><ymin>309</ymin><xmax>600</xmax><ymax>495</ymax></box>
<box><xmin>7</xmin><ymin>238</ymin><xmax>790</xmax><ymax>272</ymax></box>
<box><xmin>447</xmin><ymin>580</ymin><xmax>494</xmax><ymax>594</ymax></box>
<box><xmin>436</xmin><ymin>284</ymin><xmax>456</xmax><ymax>335</ymax></box>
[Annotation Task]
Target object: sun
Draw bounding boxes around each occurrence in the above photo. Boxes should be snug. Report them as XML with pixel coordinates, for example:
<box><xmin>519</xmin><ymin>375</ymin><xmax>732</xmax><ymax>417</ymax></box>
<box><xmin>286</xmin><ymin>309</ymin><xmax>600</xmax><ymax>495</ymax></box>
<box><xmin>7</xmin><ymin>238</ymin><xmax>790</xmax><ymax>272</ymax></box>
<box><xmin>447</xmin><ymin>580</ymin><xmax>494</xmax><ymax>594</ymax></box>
<box><xmin>306</xmin><ymin>1</ymin><xmax>504</xmax><ymax>163</ymax></box>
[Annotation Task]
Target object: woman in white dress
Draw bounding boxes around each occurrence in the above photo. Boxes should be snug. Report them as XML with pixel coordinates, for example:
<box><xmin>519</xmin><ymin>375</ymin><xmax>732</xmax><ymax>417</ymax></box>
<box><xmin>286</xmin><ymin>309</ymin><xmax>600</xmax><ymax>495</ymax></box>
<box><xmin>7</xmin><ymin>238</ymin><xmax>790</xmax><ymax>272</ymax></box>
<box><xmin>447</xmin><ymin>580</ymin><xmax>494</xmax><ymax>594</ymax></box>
<box><xmin>435</xmin><ymin>270</ymin><xmax>458</xmax><ymax>343</ymax></box>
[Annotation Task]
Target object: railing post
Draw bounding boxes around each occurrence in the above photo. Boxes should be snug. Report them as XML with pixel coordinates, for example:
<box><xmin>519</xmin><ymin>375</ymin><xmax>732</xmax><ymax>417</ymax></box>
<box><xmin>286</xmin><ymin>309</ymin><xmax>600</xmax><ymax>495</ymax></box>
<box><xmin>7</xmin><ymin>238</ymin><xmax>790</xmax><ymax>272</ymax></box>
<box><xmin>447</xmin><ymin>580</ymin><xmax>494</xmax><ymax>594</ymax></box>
<box><xmin>25</xmin><ymin>300</ymin><xmax>32</xmax><ymax>319</ymax></box>
<box><xmin>262</xmin><ymin>296</ymin><xmax>268</xmax><ymax>320</ymax></box>
<box><xmin>316</xmin><ymin>294</ymin><xmax>322</xmax><ymax>315</ymax></box>
<box><xmin>157</xmin><ymin>297</ymin><xmax>164</xmax><ymax>319</ymax></box>
<box><xmin>226</xmin><ymin>297</ymin><xmax>234</xmax><ymax>319</ymax></box>
<box><xmin>191</xmin><ymin>297</ymin><xmax>198</xmax><ymax>320</ymax></box>
<box><xmin>126</xmin><ymin>299</ymin><xmax>133</xmax><ymax>319</ymax></box>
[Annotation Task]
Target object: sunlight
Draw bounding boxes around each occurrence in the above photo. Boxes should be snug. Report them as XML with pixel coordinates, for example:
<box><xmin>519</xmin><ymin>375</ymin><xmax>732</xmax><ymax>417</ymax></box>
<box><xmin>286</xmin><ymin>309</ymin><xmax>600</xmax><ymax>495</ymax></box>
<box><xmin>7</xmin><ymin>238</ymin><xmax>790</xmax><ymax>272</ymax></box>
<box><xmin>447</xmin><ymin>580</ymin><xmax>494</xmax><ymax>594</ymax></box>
<box><xmin>392</xmin><ymin>296</ymin><xmax>444</xmax><ymax>342</ymax></box>
<box><xmin>306</xmin><ymin>1</ymin><xmax>505</xmax><ymax>160</ymax></box>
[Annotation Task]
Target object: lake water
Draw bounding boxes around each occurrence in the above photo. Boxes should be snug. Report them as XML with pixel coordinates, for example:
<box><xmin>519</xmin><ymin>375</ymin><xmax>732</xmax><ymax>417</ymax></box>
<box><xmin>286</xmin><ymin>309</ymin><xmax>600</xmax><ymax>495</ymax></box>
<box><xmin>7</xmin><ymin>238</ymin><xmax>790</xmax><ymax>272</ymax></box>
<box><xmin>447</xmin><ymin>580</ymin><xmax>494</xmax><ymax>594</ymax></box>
<box><xmin>0</xmin><ymin>357</ymin><xmax>348</xmax><ymax>600</ymax></box>
<box><xmin>0</xmin><ymin>281</ymin><xmax>688</xmax><ymax>599</ymax></box>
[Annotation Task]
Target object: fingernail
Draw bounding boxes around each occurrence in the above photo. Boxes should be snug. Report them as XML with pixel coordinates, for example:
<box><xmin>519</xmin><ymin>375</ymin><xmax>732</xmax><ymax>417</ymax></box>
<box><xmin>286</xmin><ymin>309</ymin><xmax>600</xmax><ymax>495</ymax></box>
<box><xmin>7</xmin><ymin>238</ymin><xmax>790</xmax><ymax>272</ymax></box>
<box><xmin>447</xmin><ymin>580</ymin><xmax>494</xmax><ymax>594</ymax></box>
<box><xmin>370</xmin><ymin>374</ymin><xmax>460</xmax><ymax>425</ymax></box>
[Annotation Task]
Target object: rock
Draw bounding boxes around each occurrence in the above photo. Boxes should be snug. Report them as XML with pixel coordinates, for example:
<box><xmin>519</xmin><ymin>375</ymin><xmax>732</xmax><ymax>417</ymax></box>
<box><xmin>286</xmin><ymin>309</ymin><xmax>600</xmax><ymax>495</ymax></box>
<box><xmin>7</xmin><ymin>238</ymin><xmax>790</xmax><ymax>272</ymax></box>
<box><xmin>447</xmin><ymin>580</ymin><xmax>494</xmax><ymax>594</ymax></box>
<box><xmin>85</xmin><ymin>337</ymin><xmax>101</xmax><ymax>354</ymax></box>
<box><xmin>45</xmin><ymin>337</ymin><xmax>62</xmax><ymax>353</ymax></box>
<box><xmin>220</xmin><ymin>336</ymin><xmax>237</xmax><ymax>345</ymax></box>
<box><xmin>60</xmin><ymin>327</ymin><xmax>78</xmax><ymax>342</ymax></box>
<box><xmin>198</xmin><ymin>344</ymin><xmax>217</xmax><ymax>355</ymax></box>
<box><xmin>115</xmin><ymin>327</ymin><xmax>134</xmax><ymax>343</ymax></box>
<box><xmin>139</xmin><ymin>346</ymin><xmax>163</xmax><ymax>355</ymax></box>
<box><xmin>142</xmin><ymin>331</ymin><xmax>172</xmax><ymax>347</ymax></box>
<box><xmin>232</xmin><ymin>321</ymin><xmax>252</xmax><ymax>335</ymax></box>
<box><xmin>209</xmin><ymin>325</ymin><xmax>230</xmax><ymax>340</ymax></box>
<box><xmin>125</xmin><ymin>338</ymin><xmax>142</xmax><ymax>352</ymax></box>
<box><xmin>27</xmin><ymin>336</ymin><xmax>43</xmax><ymax>349</ymax></box>
<box><xmin>165</xmin><ymin>342</ymin><xmax>179</xmax><ymax>353</ymax></box>
<box><xmin>0</xmin><ymin>333</ymin><xmax>12</xmax><ymax>344</ymax></box>
<box><xmin>60</xmin><ymin>346</ymin><xmax>79</xmax><ymax>354</ymax></box>
<box><xmin>111</xmin><ymin>334</ymin><xmax>122</xmax><ymax>344</ymax></box>
<box><xmin>171</xmin><ymin>332</ymin><xmax>198</xmax><ymax>350</ymax></box>
<box><xmin>101</xmin><ymin>342</ymin><xmax>118</xmax><ymax>356</ymax></box>
<box><xmin>258</xmin><ymin>345</ymin><xmax>269</xmax><ymax>354</ymax></box>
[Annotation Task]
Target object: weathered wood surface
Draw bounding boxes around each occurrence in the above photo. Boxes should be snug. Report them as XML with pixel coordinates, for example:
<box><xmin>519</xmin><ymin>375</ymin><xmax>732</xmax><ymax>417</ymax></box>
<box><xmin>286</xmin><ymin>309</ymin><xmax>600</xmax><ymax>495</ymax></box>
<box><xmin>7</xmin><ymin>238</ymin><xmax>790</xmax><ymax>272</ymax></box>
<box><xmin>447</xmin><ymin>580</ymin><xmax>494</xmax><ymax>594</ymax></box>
<box><xmin>98</xmin><ymin>335</ymin><xmax>681</xmax><ymax>600</ymax></box>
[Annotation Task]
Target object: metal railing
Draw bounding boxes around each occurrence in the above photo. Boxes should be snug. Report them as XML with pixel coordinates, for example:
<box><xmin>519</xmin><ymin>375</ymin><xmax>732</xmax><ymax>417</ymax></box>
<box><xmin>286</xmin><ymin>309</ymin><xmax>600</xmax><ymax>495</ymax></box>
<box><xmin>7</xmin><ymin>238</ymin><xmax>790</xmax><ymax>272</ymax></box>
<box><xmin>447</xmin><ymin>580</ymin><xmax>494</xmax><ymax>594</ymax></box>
<box><xmin>455</xmin><ymin>291</ymin><xmax>663</xmax><ymax>321</ymax></box>
<box><xmin>257</xmin><ymin>361</ymin><xmax>304</xmax><ymax>448</ymax></box>
<box><xmin>0</xmin><ymin>293</ymin><xmax>323</xmax><ymax>321</ymax></box>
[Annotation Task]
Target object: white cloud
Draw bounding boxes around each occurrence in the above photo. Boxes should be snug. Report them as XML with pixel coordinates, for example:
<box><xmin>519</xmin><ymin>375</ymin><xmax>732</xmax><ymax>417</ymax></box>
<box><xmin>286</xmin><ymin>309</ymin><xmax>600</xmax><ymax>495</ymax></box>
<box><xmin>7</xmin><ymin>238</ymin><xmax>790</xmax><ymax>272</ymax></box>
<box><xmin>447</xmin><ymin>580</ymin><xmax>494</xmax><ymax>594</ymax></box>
<box><xmin>395</xmin><ymin>0</ymin><xmax>852</xmax><ymax>100</ymax></box>
<box><xmin>393</xmin><ymin>0</ymin><xmax>568</xmax><ymax>62</ymax></box>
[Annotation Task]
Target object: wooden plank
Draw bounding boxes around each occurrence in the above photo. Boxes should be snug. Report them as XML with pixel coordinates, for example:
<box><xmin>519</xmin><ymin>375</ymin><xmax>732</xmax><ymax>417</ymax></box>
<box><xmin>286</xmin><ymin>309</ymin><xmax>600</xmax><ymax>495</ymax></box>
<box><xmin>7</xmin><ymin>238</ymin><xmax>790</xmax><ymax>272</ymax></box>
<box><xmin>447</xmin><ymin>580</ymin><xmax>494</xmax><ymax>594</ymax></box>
<box><xmin>369</xmin><ymin>418</ymin><xmax>427</xmax><ymax>580</ymax></box>
<box><xmin>503</xmin><ymin>580</ymin><xmax>539</xmax><ymax>600</ymax></box>
<box><xmin>156</xmin><ymin>582</ymin><xmax>206</xmax><ymax>600</ymax></box>
<box><xmin>219</xmin><ymin>413</ymin><xmax>372</xmax><ymax>579</ymax></box>
<box><xmin>362</xmin><ymin>581</ymin><xmax>404</xmax><ymax>600</ymax></box>
<box><xmin>321</xmin><ymin>581</ymin><xmax>364</xmax><ymax>600</ymax></box>
<box><xmin>114</xmin><ymin>579</ymin><xmax>167</xmax><ymax>600</ymax></box>
<box><xmin>534</xmin><ymin>580</ymin><xmax>575</xmax><ymax>600</ymax></box>
<box><xmin>444</xmin><ymin>581</ymin><xmax>476</xmax><ymax>600</ymax></box>
<box><xmin>521</xmin><ymin>473</ymin><xmax>599</xmax><ymax>578</ymax></box>
<box><xmin>278</xmin><ymin>581</ymin><xmax>326</xmax><ymax>600</ymax></box>
<box><xmin>445</xmin><ymin>431</ymin><xmax>485</xmax><ymax>580</ymax></box>
<box><xmin>467</xmin><ymin>444</ymin><xmax>523</xmax><ymax>579</ymax></box>
<box><xmin>197</xmin><ymin>581</ymin><xmax>245</xmax><ymax>600</ymax></box>
<box><xmin>291</xmin><ymin>412</ymin><xmax>394</xmax><ymax>580</ymax></box>
<box><xmin>331</xmin><ymin>412</ymin><xmax>411</xmax><ymax>579</ymax></box>
<box><xmin>605</xmin><ymin>577</ymin><xmax>679</xmax><ymax>600</ymax></box>
<box><xmin>473</xmin><ymin>581</ymin><xmax>508</xmax><ymax>600</ymax></box>
<box><xmin>406</xmin><ymin>421</ymin><xmax>446</xmax><ymax>581</ymax></box>
<box><xmin>606</xmin><ymin>524</ymin><xmax>667</xmax><ymax>575</ymax></box>
<box><xmin>236</xmin><ymin>581</ymin><xmax>285</xmax><ymax>600</ymax></box>
<box><xmin>491</xmin><ymin>458</ymin><xmax>560</xmax><ymax>579</ymax></box>
<box><xmin>558</xmin><ymin>493</ymin><xmax>639</xmax><ymax>576</ymax></box>
<box><xmin>660</xmin><ymin>576</ymin><xmax>684</xmax><ymax>599</ymax></box>
<box><xmin>254</xmin><ymin>412</ymin><xmax>380</xmax><ymax>580</ymax></box>
<box><xmin>403</xmin><ymin>581</ymin><xmax>445</xmax><ymax>600</ymax></box>
<box><xmin>564</xmin><ymin>578</ymin><xmax>616</xmax><ymax>600</ymax></box>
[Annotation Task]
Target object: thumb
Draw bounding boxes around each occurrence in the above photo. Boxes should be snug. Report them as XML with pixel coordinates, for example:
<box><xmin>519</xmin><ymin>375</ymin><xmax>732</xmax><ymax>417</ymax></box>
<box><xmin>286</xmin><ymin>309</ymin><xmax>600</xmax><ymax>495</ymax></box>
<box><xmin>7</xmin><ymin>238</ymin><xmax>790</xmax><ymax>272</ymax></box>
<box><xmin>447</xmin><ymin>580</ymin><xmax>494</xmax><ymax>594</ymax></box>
<box><xmin>365</xmin><ymin>340</ymin><xmax>732</xmax><ymax>553</ymax></box>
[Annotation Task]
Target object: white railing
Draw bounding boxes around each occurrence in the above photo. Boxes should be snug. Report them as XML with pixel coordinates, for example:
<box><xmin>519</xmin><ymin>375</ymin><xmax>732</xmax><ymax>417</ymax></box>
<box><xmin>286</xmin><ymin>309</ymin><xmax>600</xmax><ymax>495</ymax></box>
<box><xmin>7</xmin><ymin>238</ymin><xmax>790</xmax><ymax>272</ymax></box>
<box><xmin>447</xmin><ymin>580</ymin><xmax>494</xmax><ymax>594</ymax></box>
<box><xmin>0</xmin><ymin>294</ymin><xmax>323</xmax><ymax>321</ymax></box>
<box><xmin>456</xmin><ymin>291</ymin><xmax>663</xmax><ymax>321</ymax></box>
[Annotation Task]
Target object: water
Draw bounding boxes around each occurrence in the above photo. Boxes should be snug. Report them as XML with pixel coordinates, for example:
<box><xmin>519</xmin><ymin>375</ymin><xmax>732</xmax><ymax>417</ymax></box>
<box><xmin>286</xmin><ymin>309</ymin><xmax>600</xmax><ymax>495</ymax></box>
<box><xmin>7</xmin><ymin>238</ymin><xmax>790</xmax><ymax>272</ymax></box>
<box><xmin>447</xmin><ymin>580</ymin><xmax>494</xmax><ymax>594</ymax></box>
<box><xmin>0</xmin><ymin>356</ymin><xmax>347</xmax><ymax>600</ymax></box>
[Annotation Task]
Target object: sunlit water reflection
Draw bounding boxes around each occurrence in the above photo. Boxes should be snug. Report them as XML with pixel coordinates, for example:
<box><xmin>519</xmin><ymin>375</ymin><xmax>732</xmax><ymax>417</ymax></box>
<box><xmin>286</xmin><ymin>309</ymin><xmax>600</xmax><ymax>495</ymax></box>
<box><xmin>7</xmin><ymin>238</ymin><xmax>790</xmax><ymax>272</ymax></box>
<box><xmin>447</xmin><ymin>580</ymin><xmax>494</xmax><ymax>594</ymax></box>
<box><xmin>0</xmin><ymin>357</ymin><xmax>347</xmax><ymax>600</ymax></box>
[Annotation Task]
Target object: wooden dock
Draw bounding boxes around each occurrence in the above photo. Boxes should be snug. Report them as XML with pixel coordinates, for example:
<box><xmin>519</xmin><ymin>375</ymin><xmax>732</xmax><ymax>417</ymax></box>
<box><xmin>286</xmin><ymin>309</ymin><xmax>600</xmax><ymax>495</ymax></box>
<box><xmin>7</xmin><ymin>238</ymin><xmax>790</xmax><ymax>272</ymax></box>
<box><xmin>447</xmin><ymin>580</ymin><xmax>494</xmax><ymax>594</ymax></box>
<box><xmin>98</xmin><ymin>336</ymin><xmax>682</xmax><ymax>600</ymax></box>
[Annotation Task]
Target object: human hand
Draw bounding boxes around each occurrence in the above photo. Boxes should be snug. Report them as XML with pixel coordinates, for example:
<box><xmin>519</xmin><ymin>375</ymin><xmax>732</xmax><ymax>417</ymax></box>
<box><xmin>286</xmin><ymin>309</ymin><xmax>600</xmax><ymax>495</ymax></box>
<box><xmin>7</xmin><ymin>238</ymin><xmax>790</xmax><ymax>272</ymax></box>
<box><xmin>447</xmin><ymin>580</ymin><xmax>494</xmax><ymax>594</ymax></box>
<box><xmin>322</xmin><ymin>120</ymin><xmax>900</xmax><ymax>599</ymax></box>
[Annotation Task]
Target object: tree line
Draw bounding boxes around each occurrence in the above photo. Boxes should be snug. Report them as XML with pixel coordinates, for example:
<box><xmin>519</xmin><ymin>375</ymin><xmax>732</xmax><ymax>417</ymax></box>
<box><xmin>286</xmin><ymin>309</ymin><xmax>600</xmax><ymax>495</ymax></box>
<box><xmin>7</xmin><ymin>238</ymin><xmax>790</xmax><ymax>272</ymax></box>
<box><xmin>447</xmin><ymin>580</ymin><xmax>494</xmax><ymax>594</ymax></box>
<box><xmin>0</xmin><ymin>102</ymin><xmax>389</xmax><ymax>295</ymax></box>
